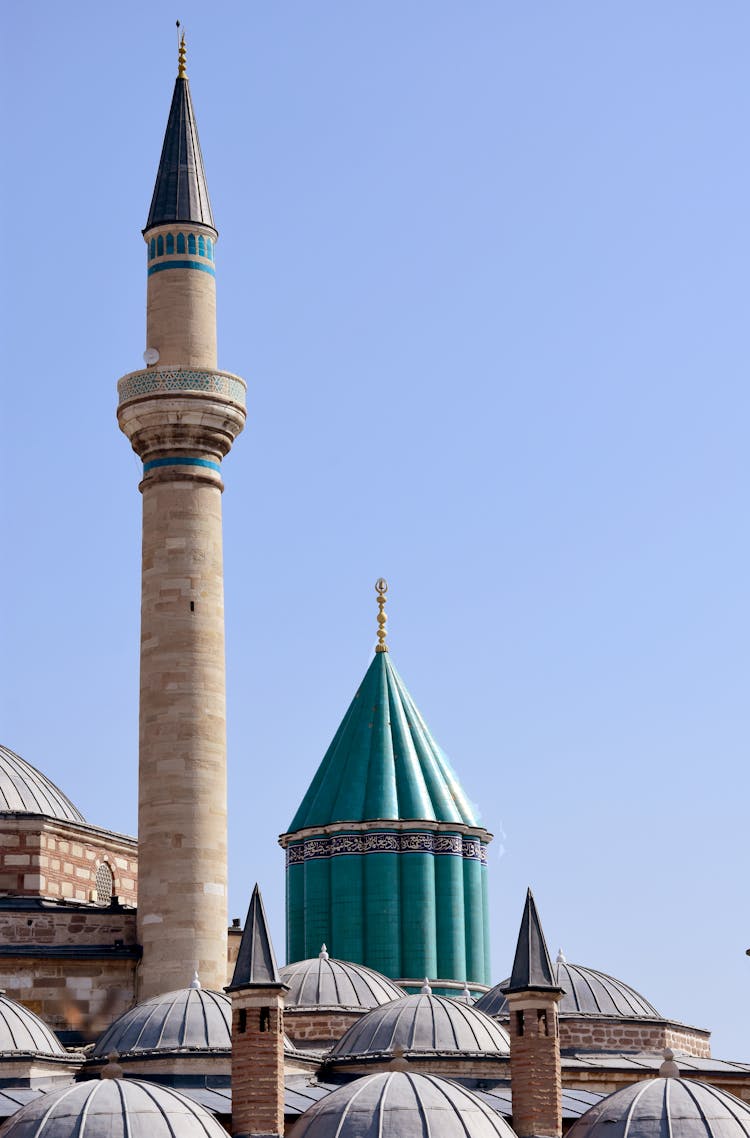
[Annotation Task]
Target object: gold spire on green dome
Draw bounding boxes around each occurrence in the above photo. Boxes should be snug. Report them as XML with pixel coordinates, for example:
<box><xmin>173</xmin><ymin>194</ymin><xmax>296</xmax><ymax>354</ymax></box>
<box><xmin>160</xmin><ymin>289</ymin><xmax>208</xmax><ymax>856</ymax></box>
<box><xmin>375</xmin><ymin>578</ymin><xmax>388</xmax><ymax>653</ymax></box>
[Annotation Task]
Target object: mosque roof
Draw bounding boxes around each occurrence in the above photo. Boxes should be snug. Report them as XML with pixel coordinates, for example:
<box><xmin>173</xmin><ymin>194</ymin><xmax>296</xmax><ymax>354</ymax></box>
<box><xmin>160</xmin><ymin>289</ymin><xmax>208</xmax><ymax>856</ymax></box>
<box><xmin>287</xmin><ymin>651</ymin><xmax>480</xmax><ymax>832</ymax></box>
<box><xmin>92</xmin><ymin>985</ymin><xmax>232</xmax><ymax>1056</ymax></box>
<box><xmin>566</xmin><ymin>1077</ymin><xmax>750</xmax><ymax>1138</ymax></box>
<box><xmin>0</xmin><ymin>1078</ymin><xmax>227</xmax><ymax>1137</ymax></box>
<box><xmin>145</xmin><ymin>46</ymin><xmax>214</xmax><ymax>234</ymax></box>
<box><xmin>0</xmin><ymin>993</ymin><xmax>67</xmax><ymax>1057</ymax></box>
<box><xmin>0</xmin><ymin>746</ymin><xmax>84</xmax><ymax>823</ymax></box>
<box><xmin>328</xmin><ymin>989</ymin><xmax>510</xmax><ymax>1059</ymax></box>
<box><xmin>476</xmin><ymin>957</ymin><xmax>660</xmax><ymax>1019</ymax></box>
<box><xmin>280</xmin><ymin>947</ymin><xmax>404</xmax><ymax>1010</ymax></box>
<box><xmin>291</xmin><ymin>1070</ymin><xmax>517</xmax><ymax>1138</ymax></box>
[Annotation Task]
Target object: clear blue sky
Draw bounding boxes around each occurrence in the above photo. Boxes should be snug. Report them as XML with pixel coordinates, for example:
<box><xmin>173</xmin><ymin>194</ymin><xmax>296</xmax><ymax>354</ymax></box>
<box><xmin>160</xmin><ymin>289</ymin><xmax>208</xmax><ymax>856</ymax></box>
<box><xmin>2</xmin><ymin>3</ymin><xmax>748</xmax><ymax>1059</ymax></box>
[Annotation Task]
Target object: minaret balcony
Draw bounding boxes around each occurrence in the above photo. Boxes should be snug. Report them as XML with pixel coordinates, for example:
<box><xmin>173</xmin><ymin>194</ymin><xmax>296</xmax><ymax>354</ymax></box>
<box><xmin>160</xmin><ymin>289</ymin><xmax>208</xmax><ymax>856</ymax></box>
<box><xmin>118</xmin><ymin>366</ymin><xmax>246</xmax><ymax>408</ymax></box>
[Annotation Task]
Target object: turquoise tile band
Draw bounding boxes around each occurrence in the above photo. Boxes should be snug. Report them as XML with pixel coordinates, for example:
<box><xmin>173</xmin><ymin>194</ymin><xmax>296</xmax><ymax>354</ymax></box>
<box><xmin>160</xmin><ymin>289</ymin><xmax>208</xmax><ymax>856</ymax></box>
<box><xmin>143</xmin><ymin>457</ymin><xmax>221</xmax><ymax>473</ymax></box>
<box><xmin>147</xmin><ymin>259</ymin><xmax>216</xmax><ymax>277</ymax></box>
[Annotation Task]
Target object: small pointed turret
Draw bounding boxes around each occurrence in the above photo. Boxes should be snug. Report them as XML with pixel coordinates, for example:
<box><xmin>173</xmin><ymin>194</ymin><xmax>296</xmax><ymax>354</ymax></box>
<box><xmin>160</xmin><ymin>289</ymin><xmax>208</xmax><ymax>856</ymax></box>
<box><xmin>226</xmin><ymin>885</ymin><xmax>287</xmax><ymax>1138</ymax></box>
<box><xmin>503</xmin><ymin>887</ymin><xmax>560</xmax><ymax>994</ymax></box>
<box><xmin>228</xmin><ymin>883</ymin><xmax>282</xmax><ymax>989</ymax></box>
<box><xmin>145</xmin><ymin>33</ymin><xmax>214</xmax><ymax>233</ymax></box>
<box><xmin>503</xmin><ymin>889</ymin><xmax>563</xmax><ymax>1138</ymax></box>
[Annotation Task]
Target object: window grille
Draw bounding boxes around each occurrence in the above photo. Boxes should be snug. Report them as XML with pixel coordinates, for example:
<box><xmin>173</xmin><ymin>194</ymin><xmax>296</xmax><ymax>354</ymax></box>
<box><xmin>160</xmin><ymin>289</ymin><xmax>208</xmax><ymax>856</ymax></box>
<box><xmin>95</xmin><ymin>862</ymin><xmax>113</xmax><ymax>906</ymax></box>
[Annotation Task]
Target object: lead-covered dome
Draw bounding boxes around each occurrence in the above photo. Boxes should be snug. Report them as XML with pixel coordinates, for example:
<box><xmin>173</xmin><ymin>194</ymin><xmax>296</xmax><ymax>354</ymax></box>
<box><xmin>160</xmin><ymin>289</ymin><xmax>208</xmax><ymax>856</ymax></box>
<box><xmin>292</xmin><ymin>1070</ymin><xmax>517</xmax><ymax>1138</ymax></box>
<box><xmin>329</xmin><ymin>991</ymin><xmax>509</xmax><ymax>1059</ymax></box>
<box><xmin>0</xmin><ymin>993</ymin><xmax>66</xmax><ymax>1057</ymax></box>
<box><xmin>0</xmin><ymin>745</ymin><xmax>85</xmax><ymax>823</ymax></box>
<box><xmin>93</xmin><ymin>986</ymin><xmax>231</xmax><ymax>1057</ymax></box>
<box><xmin>0</xmin><ymin>1078</ymin><xmax>227</xmax><ymax>1137</ymax></box>
<box><xmin>476</xmin><ymin>958</ymin><xmax>659</xmax><ymax>1019</ymax></box>
<box><xmin>281</xmin><ymin>949</ymin><xmax>403</xmax><ymax>1010</ymax></box>
<box><xmin>566</xmin><ymin>1077</ymin><xmax>750</xmax><ymax>1138</ymax></box>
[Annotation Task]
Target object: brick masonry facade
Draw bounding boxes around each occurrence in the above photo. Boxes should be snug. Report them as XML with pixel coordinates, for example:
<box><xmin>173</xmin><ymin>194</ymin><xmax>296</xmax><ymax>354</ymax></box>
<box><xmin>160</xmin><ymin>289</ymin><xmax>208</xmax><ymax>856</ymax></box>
<box><xmin>231</xmin><ymin>989</ymin><xmax>285</xmax><ymax>1137</ymax></box>
<box><xmin>506</xmin><ymin>991</ymin><xmax>563</xmax><ymax>1138</ymax></box>
<box><xmin>0</xmin><ymin>816</ymin><xmax>137</xmax><ymax>905</ymax></box>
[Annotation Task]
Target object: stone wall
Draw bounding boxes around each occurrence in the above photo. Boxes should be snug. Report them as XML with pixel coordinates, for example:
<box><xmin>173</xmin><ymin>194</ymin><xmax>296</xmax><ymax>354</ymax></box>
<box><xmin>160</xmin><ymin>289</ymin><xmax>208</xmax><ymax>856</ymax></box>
<box><xmin>0</xmin><ymin>906</ymin><xmax>139</xmax><ymax>1042</ymax></box>
<box><xmin>283</xmin><ymin>1009</ymin><xmax>364</xmax><ymax>1049</ymax></box>
<box><xmin>0</xmin><ymin>816</ymin><xmax>137</xmax><ymax>905</ymax></box>
<box><xmin>559</xmin><ymin>1016</ymin><xmax>711</xmax><ymax>1058</ymax></box>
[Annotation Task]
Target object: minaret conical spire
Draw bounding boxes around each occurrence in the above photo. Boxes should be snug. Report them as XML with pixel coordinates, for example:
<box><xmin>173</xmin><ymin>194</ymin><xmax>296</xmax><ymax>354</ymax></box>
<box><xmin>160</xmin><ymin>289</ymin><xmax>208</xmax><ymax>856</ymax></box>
<box><xmin>145</xmin><ymin>31</ymin><xmax>214</xmax><ymax>233</ymax></box>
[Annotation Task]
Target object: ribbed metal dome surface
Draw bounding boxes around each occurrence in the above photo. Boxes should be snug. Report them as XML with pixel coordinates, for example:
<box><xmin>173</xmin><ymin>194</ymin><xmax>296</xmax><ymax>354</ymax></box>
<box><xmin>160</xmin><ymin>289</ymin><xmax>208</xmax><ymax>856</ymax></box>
<box><xmin>93</xmin><ymin>987</ymin><xmax>231</xmax><ymax>1057</ymax></box>
<box><xmin>0</xmin><ymin>1079</ymin><xmax>227</xmax><ymax>1137</ymax></box>
<box><xmin>566</xmin><ymin>1078</ymin><xmax>750</xmax><ymax>1138</ymax></box>
<box><xmin>293</xmin><ymin>1071</ymin><xmax>517</xmax><ymax>1138</ymax></box>
<box><xmin>281</xmin><ymin>950</ymin><xmax>403</xmax><ymax>1010</ymax></box>
<box><xmin>476</xmin><ymin>959</ymin><xmax>659</xmax><ymax>1018</ymax></box>
<box><xmin>0</xmin><ymin>994</ymin><xmax>66</xmax><ymax>1057</ymax></box>
<box><xmin>329</xmin><ymin>992</ymin><xmax>509</xmax><ymax>1058</ymax></box>
<box><xmin>0</xmin><ymin>746</ymin><xmax>84</xmax><ymax>823</ymax></box>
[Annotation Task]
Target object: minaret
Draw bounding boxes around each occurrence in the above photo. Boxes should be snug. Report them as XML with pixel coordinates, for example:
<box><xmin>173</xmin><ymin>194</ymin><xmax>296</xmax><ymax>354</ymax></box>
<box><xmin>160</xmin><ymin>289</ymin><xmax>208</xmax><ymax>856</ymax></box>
<box><xmin>227</xmin><ymin>884</ymin><xmax>288</xmax><ymax>1138</ymax></box>
<box><xmin>117</xmin><ymin>35</ymin><xmax>246</xmax><ymax>999</ymax></box>
<box><xmin>502</xmin><ymin>889</ymin><xmax>564</xmax><ymax>1138</ymax></box>
<box><xmin>280</xmin><ymin>581</ymin><xmax>492</xmax><ymax>990</ymax></box>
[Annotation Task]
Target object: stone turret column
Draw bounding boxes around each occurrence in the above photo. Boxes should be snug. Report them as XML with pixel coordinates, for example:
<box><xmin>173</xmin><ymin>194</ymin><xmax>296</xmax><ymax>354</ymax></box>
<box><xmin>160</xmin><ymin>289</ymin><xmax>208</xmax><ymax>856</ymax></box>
<box><xmin>503</xmin><ymin>888</ymin><xmax>564</xmax><ymax>1138</ymax></box>
<box><xmin>118</xmin><ymin>37</ymin><xmax>246</xmax><ymax>999</ymax></box>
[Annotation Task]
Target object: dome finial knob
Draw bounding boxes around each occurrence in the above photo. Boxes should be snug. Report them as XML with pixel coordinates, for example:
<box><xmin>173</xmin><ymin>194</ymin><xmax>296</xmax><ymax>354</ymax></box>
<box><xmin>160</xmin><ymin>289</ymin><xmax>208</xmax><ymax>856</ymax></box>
<box><xmin>375</xmin><ymin>579</ymin><xmax>389</xmax><ymax>653</ymax></box>
<box><xmin>389</xmin><ymin>1045</ymin><xmax>409</xmax><ymax>1071</ymax></box>
<box><xmin>421</xmin><ymin>977</ymin><xmax>432</xmax><ymax>994</ymax></box>
<box><xmin>659</xmin><ymin>1048</ymin><xmax>680</xmax><ymax>1078</ymax></box>
<box><xmin>190</xmin><ymin>970</ymin><xmax>201</xmax><ymax>989</ymax></box>
<box><xmin>556</xmin><ymin>948</ymin><xmax>566</xmax><ymax>963</ymax></box>
<box><xmin>319</xmin><ymin>944</ymin><xmax>329</xmax><ymax>960</ymax></box>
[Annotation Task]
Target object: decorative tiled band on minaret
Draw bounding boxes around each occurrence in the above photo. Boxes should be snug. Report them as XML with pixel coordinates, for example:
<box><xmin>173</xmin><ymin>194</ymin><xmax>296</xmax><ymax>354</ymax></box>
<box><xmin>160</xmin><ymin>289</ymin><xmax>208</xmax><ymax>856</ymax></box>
<box><xmin>118</xmin><ymin>37</ymin><xmax>246</xmax><ymax>999</ymax></box>
<box><xmin>502</xmin><ymin>889</ymin><xmax>564</xmax><ymax>1138</ymax></box>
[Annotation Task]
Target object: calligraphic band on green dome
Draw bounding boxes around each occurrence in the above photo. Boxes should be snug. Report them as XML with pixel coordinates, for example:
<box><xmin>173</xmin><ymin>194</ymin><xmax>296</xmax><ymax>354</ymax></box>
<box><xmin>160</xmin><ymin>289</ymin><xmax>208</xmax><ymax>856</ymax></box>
<box><xmin>281</xmin><ymin>652</ymin><xmax>492</xmax><ymax>985</ymax></box>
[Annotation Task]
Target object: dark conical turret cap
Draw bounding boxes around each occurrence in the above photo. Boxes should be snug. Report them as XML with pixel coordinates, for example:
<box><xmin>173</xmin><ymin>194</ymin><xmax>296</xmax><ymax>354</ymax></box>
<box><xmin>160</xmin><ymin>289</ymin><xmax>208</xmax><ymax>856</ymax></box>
<box><xmin>145</xmin><ymin>43</ymin><xmax>215</xmax><ymax>234</ymax></box>
<box><xmin>227</xmin><ymin>884</ymin><xmax>285</xmax><ymax>991</ymax></box>
<box><xmin>501</xmin><ymin>888</ymin><xmax>563</xmax><ymax>995</ymax></box>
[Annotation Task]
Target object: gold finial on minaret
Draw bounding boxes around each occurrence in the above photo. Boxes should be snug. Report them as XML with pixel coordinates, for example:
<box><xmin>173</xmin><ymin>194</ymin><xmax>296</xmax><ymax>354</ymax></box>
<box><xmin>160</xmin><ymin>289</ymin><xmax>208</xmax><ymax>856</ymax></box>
<box><xmin>375</xmin><ymin>578</ymin><xmax>388</xmax><ymax>653</ymax></box>
<box><xmin>177</xmin><ymin>22</ymin><xmax>187</xmax><ymax>78</ymax></box>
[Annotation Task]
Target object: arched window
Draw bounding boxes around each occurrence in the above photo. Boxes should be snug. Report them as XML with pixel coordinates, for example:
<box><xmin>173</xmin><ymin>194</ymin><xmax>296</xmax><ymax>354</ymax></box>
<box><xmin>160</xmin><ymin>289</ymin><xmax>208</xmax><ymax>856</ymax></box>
<box><xmin>95</xmin><ymin>862</ymin><xmax>113</xmax><ymax>906</ymax></box>
<box><xmin>177</xmin><ymin>232</ymin><xmax>185</xmax><ymax>254</ymax></box>
<box><xmin>166</xmin><ymin>233</ymin><xmax>174</xmax><ymax>254</ymax></box>
<box><xmin>188</xmin><ymin>233</ymin><xmax>196</xmax><ymax>254</ymax></box>
<box><xmin>150</xmin><ymin>238</ymin><xmax>156</xmax><ymax>260</ymax></box>
<box><xmin>198</xmin><ymin>235</ymin><xmax>205</xmax><ymax>257</ymax></box>
<box><xmin>206</xmin><ymin>238</ymin><xmax>213</xmax><ymax>261</ymax></box>
<box><xmin>157</xmin><ymin>234</ymin><xmax>164</xmax><ymax>257</ymax></box>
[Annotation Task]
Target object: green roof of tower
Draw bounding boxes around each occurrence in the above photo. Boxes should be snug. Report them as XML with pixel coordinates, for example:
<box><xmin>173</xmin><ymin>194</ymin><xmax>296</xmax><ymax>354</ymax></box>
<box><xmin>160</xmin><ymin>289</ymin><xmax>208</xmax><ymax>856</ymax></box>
<box><xmin>145</xmin><ymin>35</ymin><xmax>215</xmax><ymax>235</ymax></box>
<box><xmin>287</xmin><ymin>650</ymin><xmax>480</xmax><ymax>831</ymax></box>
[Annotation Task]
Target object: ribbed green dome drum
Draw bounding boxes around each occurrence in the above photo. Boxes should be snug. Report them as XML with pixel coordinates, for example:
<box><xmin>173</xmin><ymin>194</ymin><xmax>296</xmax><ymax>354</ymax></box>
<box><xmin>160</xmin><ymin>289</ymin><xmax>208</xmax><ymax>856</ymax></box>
<box><xmin>280</xmin><ymin>650</ymin><xmax>492</xmax><ymax>986</ymax></box>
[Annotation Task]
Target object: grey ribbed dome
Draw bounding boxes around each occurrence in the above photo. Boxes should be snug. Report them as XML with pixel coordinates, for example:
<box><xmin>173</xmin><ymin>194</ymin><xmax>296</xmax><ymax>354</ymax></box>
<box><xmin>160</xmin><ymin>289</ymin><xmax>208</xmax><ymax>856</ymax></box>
<box><xmin>280</xmin><ymin>950</ymin><xmax>403</xmax><ymax>1010</ymax></box>
<box><xmin>566</xmin><ymin>1078</ymin><xmax>750</xmax><ymax>1138</ymax></box>
<box><xmin>476</xmin><ymin>959</ymin><xmax>659</xmax><ymax>1018</ymax></box>
<box><xmin>0</xmin><ymin>994</ymin><xmax>66</xmax><ymax>1057</ymax></box>
<box><xmin>0</xmin><ymin>746</ymin><xmax>84</xmax><ymax>823</ymax></box>
<box><xmin>93</xmin><ymin>987</ymin><xmax>231</xmax><ymax>1057</ymax></box>
<box><xmin>293</xmin><ymin>1071</ymin><xmax>516</xmax><ymax>1138</ymax></box>
<box><xmin>0</xmin><ymin>1079</ymin><xmax>227</xmax><ymax>1137</ymax></box>
<box><xmin>329</xmin><ymin>992</ymin><xmax>509</xmax><ymax>1059</ymax></box>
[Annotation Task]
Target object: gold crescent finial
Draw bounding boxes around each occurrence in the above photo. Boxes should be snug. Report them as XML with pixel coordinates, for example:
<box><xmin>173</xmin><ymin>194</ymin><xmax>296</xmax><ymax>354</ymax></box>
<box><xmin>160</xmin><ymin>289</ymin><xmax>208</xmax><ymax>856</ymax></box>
<box><xmin>375</xmin><ymin>578</ymin><xmax>388</xmax><ymax>653</ymax></box>
<box><xmin>177</xmin><ymin>26</ymin><xmax>187</xmax><ymax>78</ymax></box>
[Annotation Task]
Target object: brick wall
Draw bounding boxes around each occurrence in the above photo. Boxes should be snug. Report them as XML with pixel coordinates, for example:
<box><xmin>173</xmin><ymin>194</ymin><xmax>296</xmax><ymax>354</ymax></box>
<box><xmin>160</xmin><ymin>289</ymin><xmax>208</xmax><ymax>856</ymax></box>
<box><xmin>284</xmin><ymin>1009</ymin><xmax>364</xmax><ymax>1048</ymax></box>
<box><xmin>231</xmin><ymin>990</ymin><xmax>285</xmax><ymax>1137</ymax></box>
<box><xmin>0</xmin><ymin>817</ymin><xmax>137</xmax><ymax>905</ymax></box>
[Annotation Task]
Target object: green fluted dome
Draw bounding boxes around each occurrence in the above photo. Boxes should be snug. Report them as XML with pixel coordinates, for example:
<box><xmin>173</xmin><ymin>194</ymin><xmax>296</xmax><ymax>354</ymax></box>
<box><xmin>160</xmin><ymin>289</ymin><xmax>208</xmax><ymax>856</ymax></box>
<box><xmin>288</xmin><ymin>652</ymin><xmax>478</xmax><ymax>830</ymax></box>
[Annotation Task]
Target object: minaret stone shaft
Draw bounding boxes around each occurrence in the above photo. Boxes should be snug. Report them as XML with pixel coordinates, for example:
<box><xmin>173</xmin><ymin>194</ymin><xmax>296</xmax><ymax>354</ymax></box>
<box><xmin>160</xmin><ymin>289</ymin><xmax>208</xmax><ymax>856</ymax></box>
<box><xmin>118</xmin><ymin>44</ymin><xmax>246</xmax><ymax>999</ymax></box>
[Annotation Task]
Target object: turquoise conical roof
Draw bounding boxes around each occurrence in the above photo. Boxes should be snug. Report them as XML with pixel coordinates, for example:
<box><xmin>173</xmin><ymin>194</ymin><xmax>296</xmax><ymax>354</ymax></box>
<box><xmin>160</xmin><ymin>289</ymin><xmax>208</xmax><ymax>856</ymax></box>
<box><xmin>288</xmin><ymin>652</ymin><xmax>479</xmax><ymax>831</ymax></box>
